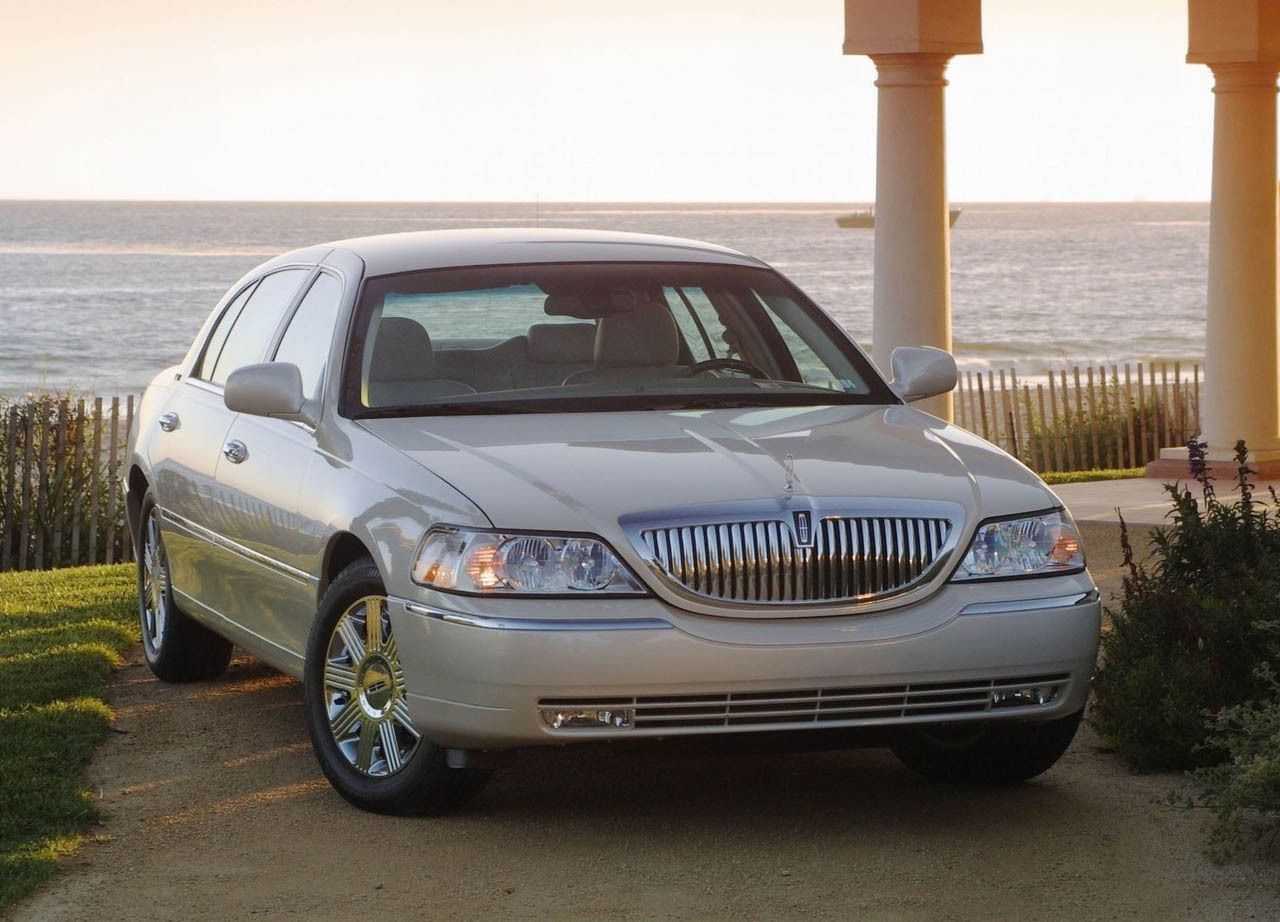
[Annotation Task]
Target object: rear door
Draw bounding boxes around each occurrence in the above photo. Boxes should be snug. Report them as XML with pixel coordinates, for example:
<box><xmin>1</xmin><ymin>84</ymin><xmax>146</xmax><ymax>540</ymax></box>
<box><xmin>156</xmin><ymin>268</ymin><xmax>310</xmax><ymax>641</ymax></box>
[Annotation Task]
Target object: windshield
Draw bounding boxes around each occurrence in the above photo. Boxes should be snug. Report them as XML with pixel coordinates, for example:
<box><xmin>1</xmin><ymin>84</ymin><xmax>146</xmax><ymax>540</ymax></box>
<box><xmin>343</xmin><ymin>261</ymin><xmax>895</xmax><ymax>416</ymax></box>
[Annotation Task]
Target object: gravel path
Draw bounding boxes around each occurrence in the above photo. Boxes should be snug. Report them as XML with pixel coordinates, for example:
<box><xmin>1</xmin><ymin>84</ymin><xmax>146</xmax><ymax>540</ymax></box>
<box><xmin>11</xmin><ymin>524</ymin><xmax>1280</xmax><ymax>921</ymax></box>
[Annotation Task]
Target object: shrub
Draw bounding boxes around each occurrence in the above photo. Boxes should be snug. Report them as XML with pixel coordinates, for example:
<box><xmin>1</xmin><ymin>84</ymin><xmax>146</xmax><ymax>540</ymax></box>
<box><xmin>1091</xmin><ymin>440</ymin><xmax>1280</xmax><ymax>770</ymax></box>
<box><xmin>1190</xmin><ymin>662</ymin><xmax>1280</xmax><ymax>859</ymax></box>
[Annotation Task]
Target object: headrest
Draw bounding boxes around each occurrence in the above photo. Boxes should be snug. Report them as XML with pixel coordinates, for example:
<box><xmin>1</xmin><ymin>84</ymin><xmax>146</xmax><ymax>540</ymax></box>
<box><xmin>527</xmin><ymin>323</ymin><xmax>597</xmax><ymax>364</ymax></box>
<box><xmin>371</xmin><ymin>316</ymin><xmax>436</xmax><ymax>381</ymax></box>
<box><xmin>594</xmin><ymin>303</ymin><xmax>680</xmax><ymax>368</ymax></box>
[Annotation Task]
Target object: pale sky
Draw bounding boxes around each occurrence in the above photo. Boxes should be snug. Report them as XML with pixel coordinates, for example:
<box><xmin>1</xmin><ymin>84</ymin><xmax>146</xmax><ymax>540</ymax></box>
<box><xmin>2</xmin><ymin>0</ymin><xmax>1212</xmax><ymax>201</ymax></box>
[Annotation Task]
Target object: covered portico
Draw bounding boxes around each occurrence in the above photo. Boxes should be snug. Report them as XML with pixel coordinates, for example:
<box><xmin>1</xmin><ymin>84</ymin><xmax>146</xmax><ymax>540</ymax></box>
<box><xmin>842</xmin><ymin>0</ymin><xmax>1280</xmax><ymax>477</ymax></box>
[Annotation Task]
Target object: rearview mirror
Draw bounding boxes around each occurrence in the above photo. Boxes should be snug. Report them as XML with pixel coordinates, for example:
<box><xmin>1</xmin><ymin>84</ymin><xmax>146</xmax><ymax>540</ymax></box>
<box><xmin>889</xmin><ymin>346</ymin><xmax>958</xmax><ymax>404</ymax></box>
<box><xmin>224</xmin><ymin>363</ymin><xmax>315</xmax><ymax>425</ymax></box>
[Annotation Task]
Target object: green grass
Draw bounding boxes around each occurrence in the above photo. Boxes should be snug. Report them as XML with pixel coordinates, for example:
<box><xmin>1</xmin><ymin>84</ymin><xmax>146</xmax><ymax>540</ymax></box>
<box><xmin>1042</xmin><ymin>467</ymin><xmax>1146</xmax><ymax>485</ymax></box>
<box><xmin>0</xmin><ymin>564</ymin><xmax>136</xmax><ymax>910</ymax></box>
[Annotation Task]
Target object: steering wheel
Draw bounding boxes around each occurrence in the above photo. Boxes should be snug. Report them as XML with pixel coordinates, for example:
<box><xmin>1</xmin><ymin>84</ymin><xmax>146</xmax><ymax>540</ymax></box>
<box><xmin>681</xmin><ymin>358</ymin><xmax>770</xmax><ymax>380</ymax></box>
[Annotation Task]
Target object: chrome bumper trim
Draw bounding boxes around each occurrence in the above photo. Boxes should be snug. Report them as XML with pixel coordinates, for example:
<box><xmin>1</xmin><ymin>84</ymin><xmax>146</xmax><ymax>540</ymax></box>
<box><xmin>402</xmin><ymin>601</ymin><xmax>673</xmax><ymax>632</ymax></box>
<box><xmin>958</xmin><ymin>590</ymin><xmax>1097</xmax><ymax>616</ymax></box>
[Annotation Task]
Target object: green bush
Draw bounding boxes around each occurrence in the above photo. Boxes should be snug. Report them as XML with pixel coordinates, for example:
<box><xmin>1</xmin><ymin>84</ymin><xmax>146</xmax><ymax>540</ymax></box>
<box><xmin>1091</xmin><ymin>441</ymin><xmax>1280</xmax><ymax>770</ymax></box>
<box><xmin>1190</xmin><ymin>662</ymin><xmax>1280</xmax><ymax>859</ymax></box>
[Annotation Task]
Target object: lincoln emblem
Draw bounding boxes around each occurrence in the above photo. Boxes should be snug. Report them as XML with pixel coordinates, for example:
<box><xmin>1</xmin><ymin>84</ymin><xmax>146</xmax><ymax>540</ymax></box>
<box><xmin>793</xmin><ymin>510</ymin><xmax>813</xmax><ymax>547</ymax></box>
<box><xmin>783</xmin><ymin>452</ymin><xmax>796</xmax><ymax>493</ymax></box>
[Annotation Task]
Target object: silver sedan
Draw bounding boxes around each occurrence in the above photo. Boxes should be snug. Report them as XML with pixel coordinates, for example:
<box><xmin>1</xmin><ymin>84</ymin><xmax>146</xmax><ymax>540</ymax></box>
<box><xmin>126</xmin><ymin>229</ymin><xmax>1100</xmax><ymax>814</ymax></box>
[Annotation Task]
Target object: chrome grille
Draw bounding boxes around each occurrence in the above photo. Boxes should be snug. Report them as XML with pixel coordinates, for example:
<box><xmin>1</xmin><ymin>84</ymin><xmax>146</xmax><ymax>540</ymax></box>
<box><xmin>538</xmin><ymin>674</ymin><xmax>1070</xmax><ymax>731</ymax></box>
<box><xmin>637</xmin><ymin>515</ymin><xmax>953</xmax><ymax>603</ymax></box>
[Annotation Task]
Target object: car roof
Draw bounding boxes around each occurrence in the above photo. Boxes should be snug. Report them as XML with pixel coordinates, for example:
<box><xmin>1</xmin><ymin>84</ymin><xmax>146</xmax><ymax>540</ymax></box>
<box><xmin>291</xmin><ymin>228</ymin><xmax>769</xmax><ymax>277</ymax></box>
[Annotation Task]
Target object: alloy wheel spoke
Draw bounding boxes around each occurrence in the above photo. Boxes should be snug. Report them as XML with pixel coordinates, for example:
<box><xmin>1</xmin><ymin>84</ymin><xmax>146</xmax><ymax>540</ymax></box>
<box><xmin>336</xmin><ymin>616</ymin><xmax>365</xmax><ymax>662</ymax></box>
<box><xmin>382</xmin><ymin>633</ymin><xmax>398</xmax><ymax>668</ymax></box>
<box><xmin>379</xmin><ymin>722</ymin><xmax>403</xmax><ymax>773</ymax></box>
<box><xmin>355</xmin><ymin>719</ymin><xmax>378</xmax><ymax>771</ymax></box>
<box><xmin>364</xmin><ymin>597</ymin><xmax>384</xmax><ymax>652</ymax></box>
<box><xmin>392</xmin><ymin>698</ymin><xmax>420</xmax><ymax>738</ymax></box>
<box><xmin>330</xmin><ymin>698</ymin><xmax>362</xmax><ymax>739</ymax></box>
<box><xmin>324</xmin><ymin>661</ymin><xmax>357</xmax><ymax>693</ymax></box>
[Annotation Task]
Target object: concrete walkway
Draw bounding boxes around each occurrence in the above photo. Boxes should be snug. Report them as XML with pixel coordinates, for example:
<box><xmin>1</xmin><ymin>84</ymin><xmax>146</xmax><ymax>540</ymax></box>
<box><xmin>1054</xmin><ymin>476</ymin><xmax>1280</xmax><ymax>526</ymax></box>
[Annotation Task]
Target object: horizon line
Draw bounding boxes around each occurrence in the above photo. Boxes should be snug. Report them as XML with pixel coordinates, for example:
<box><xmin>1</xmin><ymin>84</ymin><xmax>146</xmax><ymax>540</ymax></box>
<box><xmin>0</xmin><ymin>196</ymin><xmax>1214</xmax><ymax>206</ymax></box>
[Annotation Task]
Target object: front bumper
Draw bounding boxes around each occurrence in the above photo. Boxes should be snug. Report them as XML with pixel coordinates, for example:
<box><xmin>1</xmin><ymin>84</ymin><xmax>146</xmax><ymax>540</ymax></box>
<box><xmin>387</xmin><ymin>577</ymin><xmax>1101</xmax><ymax>749</ymax></box>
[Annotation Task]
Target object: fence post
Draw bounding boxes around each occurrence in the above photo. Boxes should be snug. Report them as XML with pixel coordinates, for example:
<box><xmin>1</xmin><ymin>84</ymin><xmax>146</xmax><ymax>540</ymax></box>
<box><xmin>1022</xmin><ymin>384</ymin><xmax>1038</xmax><ymax>471</ymax></box>
<box><xmin>1187</xmin><ymin>361</ymin><xmax>1198</xmax><ymax>430</ymax></box>
<box><xmin>51</xmin><ymin>399</ymin><xmax>68</xmax><ymax>568</ymax></box>
<box><xmin>976</xmin><ymin>374</ymin><xmax>989</xmax><ymax>440</ymax></box>
<box><xmin>1036</xmin><ymin>383</ymin><xmax>1054</xmax><ymax>472</ymax></box>
<box><xmin>105</xmin><ymin>397</ymin><xmax>120</xmax><ymax>565</ymax></box>
<box><xmin>1058</xmin><ymin>369</ymin><xmax>1074</xmax><ymax>470</ymax></box>
<box><xmin>967</xmin><ymin>371</ymin><xmax>980</xmax><ymax>433</ymax></box>
<box><xmin>88</xmin><ymin>397</ymin><xmax>102</xmax><ymax>565</ymax></box>
<box><xmin>34</xmin><ymin>402</ymin><xmax>50</xmax><ymax>569</ymax></box>
<box><xmin>1085</xmin><ymin>366</ymin><xmax>1099</xmax><ymax>469</ymax></box>
<box><xmin>70</xmin><ymin>400</ymin><xmax>85</xmax><ymax>566</ymax></box>
<box><xmin>2</xmin><ymin>407</ymin><xmax>16</xmax><ymax>571</ymax></box>
<box><xmin>123</xmin><ymin>395</ymin><xmax>135</xmax><ymax>562</ymax></box>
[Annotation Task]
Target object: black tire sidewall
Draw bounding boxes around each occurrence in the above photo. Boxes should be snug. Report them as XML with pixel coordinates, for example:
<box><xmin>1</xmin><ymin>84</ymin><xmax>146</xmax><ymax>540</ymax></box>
<box><xmin>136</xmin><ymin>493</ymin><xmax>169</xmax><ymax>668</ymax></box>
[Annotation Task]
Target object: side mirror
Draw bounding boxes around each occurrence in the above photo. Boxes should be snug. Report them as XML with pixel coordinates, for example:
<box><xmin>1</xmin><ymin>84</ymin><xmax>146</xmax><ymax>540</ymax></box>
<box><xmin>889</xmin><ymin>346</ymin><xmax>958</xmax><ymax>403</ymax></box>
<box><xmin>224</xmin><ymin>363</ymin><xmax>315</xmax><ymax>425</ymax></box>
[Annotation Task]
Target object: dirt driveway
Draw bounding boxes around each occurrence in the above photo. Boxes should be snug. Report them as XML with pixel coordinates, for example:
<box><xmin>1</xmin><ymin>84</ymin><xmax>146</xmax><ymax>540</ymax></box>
<box><xmin>12</xmin><ymin>525</ymin><xmax>1280</xmax><ymax>921</ymax></box>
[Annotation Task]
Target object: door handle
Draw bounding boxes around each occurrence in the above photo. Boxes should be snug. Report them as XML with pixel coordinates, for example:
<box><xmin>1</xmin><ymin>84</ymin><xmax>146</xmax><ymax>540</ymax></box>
<box><xmin>158</xmin><ymin>411</ymin><xmax>180</xmax><ymax>432</ymax></box>
<box><xmin>222</xmin><ymin>440</ymin><xmax>248</xmax><ymax>464</ymax></box>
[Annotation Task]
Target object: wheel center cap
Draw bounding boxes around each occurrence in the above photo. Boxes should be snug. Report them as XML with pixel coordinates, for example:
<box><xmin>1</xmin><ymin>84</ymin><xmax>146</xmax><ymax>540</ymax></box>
<box><xmin>356</xmin><ymin>653</ymin><xmax>395</xmax><ymax>719</ymax></box>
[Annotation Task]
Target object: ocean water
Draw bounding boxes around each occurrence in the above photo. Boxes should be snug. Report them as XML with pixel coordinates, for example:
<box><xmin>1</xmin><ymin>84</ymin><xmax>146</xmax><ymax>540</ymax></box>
<box><xmin>0</xmin><ymin>200</ymin><xmax>1210</xmax><ymax>398</ymax></box>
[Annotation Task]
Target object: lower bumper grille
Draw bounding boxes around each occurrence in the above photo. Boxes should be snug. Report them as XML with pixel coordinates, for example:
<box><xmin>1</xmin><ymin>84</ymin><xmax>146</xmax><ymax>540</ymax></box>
<box><xmin>538</xmin><ymin>674</ymin><xmax>1069</xmax><ymax>731</ymax></box>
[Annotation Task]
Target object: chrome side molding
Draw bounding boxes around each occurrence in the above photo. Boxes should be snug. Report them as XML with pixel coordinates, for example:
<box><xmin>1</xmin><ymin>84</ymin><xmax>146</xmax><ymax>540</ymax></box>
<box><xmin>958</xmin><ymin>590</ymin><xmax>1098</xmax><ymax>616</ymax></box>
<box><xmin>401</xmin><ymin>600</ymin><xmax>672</xmax><ymax>632</ymax></box>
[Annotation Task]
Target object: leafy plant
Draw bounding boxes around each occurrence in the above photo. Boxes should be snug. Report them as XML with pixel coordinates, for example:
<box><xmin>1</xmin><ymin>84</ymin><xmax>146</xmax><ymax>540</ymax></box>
<box><xmin>1189</xmin><ymin>661</ymin><xmax>1280</xmax><ymax>860</ymax></box>
<box><xmin>1091</xmin><ymin>440</ymin><xmax>1280</xmax><ymax>771</ymax></box>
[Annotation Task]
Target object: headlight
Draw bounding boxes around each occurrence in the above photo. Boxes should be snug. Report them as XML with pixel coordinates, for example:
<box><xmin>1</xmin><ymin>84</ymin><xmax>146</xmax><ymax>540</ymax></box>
<box><xmin>412</xmin><ymin>527</ymin><xmax>646</xmax><ymax>595</ymax></box>
<box><xmin>951</xmin><ymin>509</ymin><xmax>1084</xmax><ymax>581</ymax></box>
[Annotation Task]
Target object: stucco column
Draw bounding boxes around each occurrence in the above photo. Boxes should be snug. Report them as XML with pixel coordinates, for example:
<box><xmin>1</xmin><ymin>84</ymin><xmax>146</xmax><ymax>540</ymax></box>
<box><xmin>844</xmin><ymin>0</ymin><xmax>982</xmax><ymax>422</ymax></box>
<box><xmin>1200</xmin><ymin>61</ymin><xmax>1280</xmax><ymax>457</ymax></box>
<box><xmin>869</xmin><ymin>53</ymin><xmax>954</xmax><ymax>419</ymax></box>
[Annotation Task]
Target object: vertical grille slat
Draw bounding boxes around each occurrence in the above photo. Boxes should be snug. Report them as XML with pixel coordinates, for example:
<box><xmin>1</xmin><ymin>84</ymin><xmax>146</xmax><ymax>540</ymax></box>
<box><xmin>639</xmin><ymin>514</ymin><xmax>952</xmax><ymax>604</ymax></box>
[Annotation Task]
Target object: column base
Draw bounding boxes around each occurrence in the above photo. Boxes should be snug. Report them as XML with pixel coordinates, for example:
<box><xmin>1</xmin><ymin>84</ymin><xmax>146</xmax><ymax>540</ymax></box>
<box><xmin>1145</xmin><ymin>446</ymin><xmax>1280</xmax><ymax>481</ymax></box>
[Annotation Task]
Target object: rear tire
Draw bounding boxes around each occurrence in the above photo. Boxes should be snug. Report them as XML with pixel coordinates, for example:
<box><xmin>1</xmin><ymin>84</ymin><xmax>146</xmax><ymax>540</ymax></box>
<box><xmin>136</xmin><ymin>493</ymin><xmax>233</xmax><ymax>683</ymax></box>
<box><xmin>891</xmin><ymin>708</ymin><xmax>1084</xmax><ymax>785</ymax></box>
<box><xmin>302</xmin><ymin>557</ymin><xmax>490</xmax><ymax>815</ymax></box>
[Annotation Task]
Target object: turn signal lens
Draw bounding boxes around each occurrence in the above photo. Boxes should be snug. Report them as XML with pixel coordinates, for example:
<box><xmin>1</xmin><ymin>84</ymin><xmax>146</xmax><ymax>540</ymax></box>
<box><xmin>412</xmin><ymin>527</ymin><xmax>645</xmax><ymax>596</ymax></box>
<box><xmin>951</xmin><ymin>510</ymin><xmax>1085</xmax><ymax>581</ymax></box>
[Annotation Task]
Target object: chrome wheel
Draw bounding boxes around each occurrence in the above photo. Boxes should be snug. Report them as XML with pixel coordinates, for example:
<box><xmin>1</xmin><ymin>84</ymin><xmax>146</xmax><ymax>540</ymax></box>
<box><xmin>141</xmin><ymin>507</ymin><xmax>169</xmax><ymax>655</ymax></box>
<box><xmin>323</xmin><ymin>596</ymin><xmax>420</xmax><ymax>777</ymax></box>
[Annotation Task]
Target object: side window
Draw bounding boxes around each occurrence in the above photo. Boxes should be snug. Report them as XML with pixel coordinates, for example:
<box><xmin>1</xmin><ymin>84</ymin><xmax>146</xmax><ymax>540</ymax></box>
<box><xmin>669</xmin><ymin>287</ymin><xmax>731</xmax><ymax>359</ymax></box>
<box><xmin>210</xmin><ymin>269</ymin><xmax>308</xmax><ymax>386</ymax></box>
<box><xmin>663</xmin><ymin>286</ymin><xmax>713</xmax><ymax>362</ymax></box>
<box><xmin>274</xmin><ymin>272</ymin><xmax>343</xmax><ymax>398</ymax></box>
<box><xmin>196</xmin><ymin>281</ymin><xmax>257</xmax><ymax>380</ymax></box>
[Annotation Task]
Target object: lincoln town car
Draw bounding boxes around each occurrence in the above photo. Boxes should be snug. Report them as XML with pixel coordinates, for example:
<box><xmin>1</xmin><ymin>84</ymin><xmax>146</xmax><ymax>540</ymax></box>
<box><xmin>126</xmin><ymin>229</ymin><xmax>1100</xmax><ymax>814</ymax></box>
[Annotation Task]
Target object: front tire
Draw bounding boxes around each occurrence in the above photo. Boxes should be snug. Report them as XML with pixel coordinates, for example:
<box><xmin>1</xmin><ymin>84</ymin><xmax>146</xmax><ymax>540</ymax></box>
<box><xmin>136</xmin><ymin>493</ymin><xmax>233</xmax><ymax>683</ymax></box>
<box><xmin>891</xmin><ymin>708</ymin><xmax>1084</xmax><ymax>785</ymax></box>
<box><xmin>302</xmin><ymin>558</ymin><xmax>490</xmax><ymax>815</ymax></box>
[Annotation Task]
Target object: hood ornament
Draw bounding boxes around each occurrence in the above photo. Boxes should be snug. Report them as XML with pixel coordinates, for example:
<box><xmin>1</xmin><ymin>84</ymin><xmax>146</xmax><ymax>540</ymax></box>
<box><xmin>783</xmin><ymin>452</ymin><xmax>796</xmax><ymax>494</ymax></box>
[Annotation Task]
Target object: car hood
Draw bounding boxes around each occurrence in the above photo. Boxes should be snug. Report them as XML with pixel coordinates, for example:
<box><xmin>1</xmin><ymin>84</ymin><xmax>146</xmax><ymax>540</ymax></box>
<box><xmin>359</xmin><ymin>403</ymin><xmax>1058</xmax><ymax>542</ymax></box>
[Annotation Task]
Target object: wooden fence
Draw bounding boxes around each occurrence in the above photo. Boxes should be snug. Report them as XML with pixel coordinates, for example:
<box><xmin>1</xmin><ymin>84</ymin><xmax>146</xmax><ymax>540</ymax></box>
<box><xmin>0</xmin><ymin>363</ymin><xmax>1201</xmax><ymax>572</ymax></box>
<box><xmin>1</xmin><ymin>395</ymin><xmax>135</xmax><ymax>572</ymax></box>
<box><xmin>954</xmin><ymin>361</ymin><xmax>1200</xmax><ymax>472</ymax></box>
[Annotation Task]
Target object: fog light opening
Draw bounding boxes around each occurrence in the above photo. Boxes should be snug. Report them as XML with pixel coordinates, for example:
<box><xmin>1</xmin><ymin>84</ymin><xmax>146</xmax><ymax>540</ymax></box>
<box><xmin>990</xmin><ymin>685</ymin><xmax>1059</xmax><ymax>709</ymax></box>
<box><xmin>541</xmin><ymin>708</ymin><xmax>635</xmax><ymax>730</ymax></box>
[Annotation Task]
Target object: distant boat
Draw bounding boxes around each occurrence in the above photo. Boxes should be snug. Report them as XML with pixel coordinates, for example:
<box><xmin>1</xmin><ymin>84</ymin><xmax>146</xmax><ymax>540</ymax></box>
<box><xmin>836</xmin><ymin>207</ymin><xmax>963</xmax><ymax>229</ymax></box>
